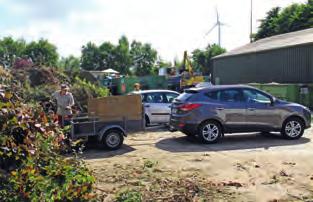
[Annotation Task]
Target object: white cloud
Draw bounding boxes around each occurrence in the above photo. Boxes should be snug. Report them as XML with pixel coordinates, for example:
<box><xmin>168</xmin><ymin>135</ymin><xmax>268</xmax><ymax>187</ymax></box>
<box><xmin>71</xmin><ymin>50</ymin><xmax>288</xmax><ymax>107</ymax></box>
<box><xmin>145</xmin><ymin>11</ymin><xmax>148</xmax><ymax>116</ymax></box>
<box><xmin>0</xmin><ymin>0</ymin><xmax>308</xmax><ymax>61</ymax></box>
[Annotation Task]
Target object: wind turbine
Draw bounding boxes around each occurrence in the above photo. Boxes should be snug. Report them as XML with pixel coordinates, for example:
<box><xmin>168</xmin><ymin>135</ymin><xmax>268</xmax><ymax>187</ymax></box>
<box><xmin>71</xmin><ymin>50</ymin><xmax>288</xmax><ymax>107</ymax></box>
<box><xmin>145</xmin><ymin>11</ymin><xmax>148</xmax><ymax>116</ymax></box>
<box><xmin>205</xmin><ymin>8</ymin><xmax>226</xmax><ymax>46</ymax></box>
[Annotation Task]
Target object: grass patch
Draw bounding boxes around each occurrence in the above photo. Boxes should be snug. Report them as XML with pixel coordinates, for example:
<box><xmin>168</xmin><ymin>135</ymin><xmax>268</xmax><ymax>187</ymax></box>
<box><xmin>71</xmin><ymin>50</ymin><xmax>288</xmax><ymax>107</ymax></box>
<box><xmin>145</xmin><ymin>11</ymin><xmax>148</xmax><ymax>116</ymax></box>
<box><xmin>116</xmin><ymin>189</ymin><xmax>142</xmax><ymax>202</ymax></box>
<box><xmin>143</xmin><ymin>159</ymin><xmax>158</xmax><ymax>169</ymax></box>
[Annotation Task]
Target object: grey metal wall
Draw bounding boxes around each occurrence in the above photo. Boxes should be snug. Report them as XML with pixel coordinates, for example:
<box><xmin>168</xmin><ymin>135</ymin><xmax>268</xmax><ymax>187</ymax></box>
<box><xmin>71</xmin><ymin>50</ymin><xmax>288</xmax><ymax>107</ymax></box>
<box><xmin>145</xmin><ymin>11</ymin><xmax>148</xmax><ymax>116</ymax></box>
<box><xmin>212</xmin><ymin>44</ymin><xmax>313</xmax><ymax>84</ymax></box>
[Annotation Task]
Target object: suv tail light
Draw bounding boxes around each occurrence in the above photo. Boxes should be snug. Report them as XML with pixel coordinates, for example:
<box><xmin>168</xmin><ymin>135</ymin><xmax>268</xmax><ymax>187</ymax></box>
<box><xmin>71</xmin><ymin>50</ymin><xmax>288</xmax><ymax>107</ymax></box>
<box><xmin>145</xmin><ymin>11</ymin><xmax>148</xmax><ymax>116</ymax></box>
<box><xmin>179</xmin><ymin>103</ymin><xmax>202</xmax><ymax>112</ymax></box>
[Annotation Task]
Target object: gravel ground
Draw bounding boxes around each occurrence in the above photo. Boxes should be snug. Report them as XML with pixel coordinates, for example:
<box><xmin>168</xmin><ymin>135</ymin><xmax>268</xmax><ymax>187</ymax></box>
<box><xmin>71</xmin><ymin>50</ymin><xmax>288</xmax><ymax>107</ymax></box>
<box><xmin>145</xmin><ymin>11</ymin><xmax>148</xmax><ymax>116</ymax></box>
<box><xmin>83</xmin><ymin>126</ymin><xmax>313</xmax><ymax>202</ymax></box>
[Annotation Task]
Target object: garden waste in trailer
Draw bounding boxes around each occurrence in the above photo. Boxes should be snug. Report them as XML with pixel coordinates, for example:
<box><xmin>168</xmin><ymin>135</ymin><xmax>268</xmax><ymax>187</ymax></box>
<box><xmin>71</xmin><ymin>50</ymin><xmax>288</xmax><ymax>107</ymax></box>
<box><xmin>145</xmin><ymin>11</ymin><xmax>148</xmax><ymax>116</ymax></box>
<box><xmin>70</xmin><ymin>95</ymin><xmax>145</xmax><ymax>150</ymax></box>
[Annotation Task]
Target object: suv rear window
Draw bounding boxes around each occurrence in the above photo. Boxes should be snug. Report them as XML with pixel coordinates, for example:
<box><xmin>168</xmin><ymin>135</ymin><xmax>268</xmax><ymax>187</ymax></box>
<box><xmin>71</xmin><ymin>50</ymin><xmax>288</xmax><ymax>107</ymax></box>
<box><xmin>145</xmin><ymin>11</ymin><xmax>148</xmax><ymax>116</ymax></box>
<box><xmin>204</xmin><ymin>89</ymin><xmax>244</xmax><ymax>102</ymax></box>
<box><xmin>205</xmin><ymin>91</ymin><xmax>218</xmax><ymax>100</ymax></box>
<box><xmin>176</xmin><ymin>90</ymin><xmax>198</xmax><ymax>102</ymax></box>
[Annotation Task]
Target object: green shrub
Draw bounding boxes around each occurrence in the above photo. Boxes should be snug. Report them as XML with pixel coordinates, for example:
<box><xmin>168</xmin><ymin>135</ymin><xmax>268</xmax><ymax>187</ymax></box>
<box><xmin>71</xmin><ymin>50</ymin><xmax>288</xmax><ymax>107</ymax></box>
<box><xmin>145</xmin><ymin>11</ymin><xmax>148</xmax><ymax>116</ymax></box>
<box><xmin>72</xmin><ymin>77</ymin><xmax>109</xmax><ymax>111</ymax></box>
<box><xmin>143</xmin><ymin>159</ymin><xmax>158</xmax><ymax>169</ymax></box>
<box><xmin>73</xmin><ymin>77</ymin><xmax>108</xmax><ymax>97</ymax></box>
<box><xmin>115</xmin><ymin>189</ymin><xmax>142</xmax><ymax>202</ymax></box>
<box><xmin>0</xmin><ymin>83</ymin><xmax>96</xmax><ymax>201</ymax></box>
<box><xmin>23</xmin><ymin>82</ymin><xmax>58</xmax><ymax>102</ymax></box>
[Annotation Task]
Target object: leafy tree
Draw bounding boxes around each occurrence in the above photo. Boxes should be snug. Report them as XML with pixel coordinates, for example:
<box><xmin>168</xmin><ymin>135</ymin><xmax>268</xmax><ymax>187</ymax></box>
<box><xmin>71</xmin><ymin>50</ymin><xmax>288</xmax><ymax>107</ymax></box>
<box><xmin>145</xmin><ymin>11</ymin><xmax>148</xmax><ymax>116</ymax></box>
<box><xmin>0</xmin><ymin>37</ymin><xmax>60</xmax><ymax>68</ymax></box>
<box><xmin>255</xmin><ymin>1</ymin><xmax>313</xmax><ymax>40</ymax></box>
<box><xmin>299</xmin><ymin>0</ymin><xmax>313</xmax><ymax>29</ymax></box>
<box><xmin>81</xmin><ymin>36</ymin><xmax>158</xmax><ymax>76</ymax></box>
<box><xmin>254</xmin><ymin>7</ymin><xmax>280</xmax><ymax>40</ymax></box>
<box><xmin>58</xmin><ymin>55</ymin><xmax>80</xmax><ymax>72</ymax></box>
<box><xmin>276</xmin><ymin>4</ymin><xmax>305</xmax><ymax>34</ymax></box>
<box><xmin>115</xmin><ymin>36</ymin><xmax>132</xmax><ymax>74</ymax></box>
<box><xmin>99</xmin><ymin>42</ymin><xmax>116</xmax><ymax>70</ymax></box>
<box><xmin>80</xmin><ymin>42</ymin><xmax>102</xmax><ymax>70</ymax></box>
<box><xmin>81</xmin><ymin>36</ymin><xmax>132</xmax><ymax>73</ymax></box>
<box><xmin>0</xmin><ymin>37</ymin><xmax>26</xmax><ymax>68</ymax></box>
<box><xmin>192</xmin><ymin>44</ymin><xmax>226</xmax><ymax>75</ymax></box>
<box><xmin>130</xmin><ymin>40</ymin><xmax>157</xmax><ymax>76</ymax></box>
<box><xmin>23</xmin><ymin>39</ymin><xmax>59</xmax><ymax>67</ymax></box>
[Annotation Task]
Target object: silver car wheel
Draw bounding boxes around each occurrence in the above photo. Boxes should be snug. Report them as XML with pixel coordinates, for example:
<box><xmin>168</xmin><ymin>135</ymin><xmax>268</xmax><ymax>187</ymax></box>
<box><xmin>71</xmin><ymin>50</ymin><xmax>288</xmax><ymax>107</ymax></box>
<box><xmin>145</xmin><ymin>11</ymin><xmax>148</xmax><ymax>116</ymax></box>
<box><xmin>202</xmin><ymin>124</ymin><xmax>219</xmax><ymax>141</ymax></box>
<box><xmin>106</xmin><ymin>133</ymin><xmax>121</xmax><ymax>148</ymax></box>
<box><xmin>285</xmin><ymin>121</ymin><xmax>302</xmax><ymax>138</ymax></box>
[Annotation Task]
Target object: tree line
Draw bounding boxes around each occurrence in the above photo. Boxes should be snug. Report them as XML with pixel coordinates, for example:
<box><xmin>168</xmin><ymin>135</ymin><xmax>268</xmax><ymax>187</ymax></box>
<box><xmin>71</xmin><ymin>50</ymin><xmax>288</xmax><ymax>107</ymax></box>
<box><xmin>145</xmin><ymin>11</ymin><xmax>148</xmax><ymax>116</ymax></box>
<box><xmin>80</xmin><ymin>36</ymin><xmax>158</xmax><ymax>76</ymax></box>
<box><xmin>254</xmin><ymin>0</ymin><xmax>313</xmax><ymax>40</ymax></box>
<box><xmin>0</xmin><ymin>37</ymin><xmax>58</xmax><ymax>68</ymax></box>
<box><xmin>0</xmin><ymin>36</ymin><xmax>159</xmax><ymax>76</ymax></box>
<box><xmin>0</xmin><ymin>35</ymin><xmax>226</xmax><ymax>76</ymax></box>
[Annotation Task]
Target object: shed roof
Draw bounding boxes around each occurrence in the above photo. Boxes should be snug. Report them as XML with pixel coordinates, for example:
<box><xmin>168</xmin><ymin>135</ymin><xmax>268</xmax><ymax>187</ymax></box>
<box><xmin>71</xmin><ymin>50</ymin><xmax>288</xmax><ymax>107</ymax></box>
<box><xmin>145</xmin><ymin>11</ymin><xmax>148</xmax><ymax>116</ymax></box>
<box><xmin>213</xmin><ymin>28</ymin><xmax>313</xmax><ymax>59</ymax></box>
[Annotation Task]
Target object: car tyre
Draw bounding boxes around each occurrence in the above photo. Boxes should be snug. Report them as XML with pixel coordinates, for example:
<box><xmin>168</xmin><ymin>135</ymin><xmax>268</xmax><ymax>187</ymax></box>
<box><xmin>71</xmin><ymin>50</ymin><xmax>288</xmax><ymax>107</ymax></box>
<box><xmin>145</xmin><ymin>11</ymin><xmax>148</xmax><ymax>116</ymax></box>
<box><xmin>197</xmin><ymin>120</ymin><xmax>222</xmax><ymax>144</ymax></box>
<box><xmin>281</xmin><ymin>117</ymin><xmax>304</xmax><ymax>140</ymax></box>
<box><xmin>145</xmin><ymin>114</ymin><xmax>150</xmax><ymax>127</ymax></box>
<box><xmin>102</xmin><ymin>129</ymin><xmax>124</xmax><ymax>150</ymax></box>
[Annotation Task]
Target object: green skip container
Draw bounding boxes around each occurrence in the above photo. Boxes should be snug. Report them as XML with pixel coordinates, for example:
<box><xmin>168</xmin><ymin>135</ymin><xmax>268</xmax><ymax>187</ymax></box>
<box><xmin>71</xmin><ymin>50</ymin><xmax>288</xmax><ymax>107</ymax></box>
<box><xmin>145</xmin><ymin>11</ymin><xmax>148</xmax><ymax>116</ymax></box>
<box><xmin>249</xmin><ymin>83</ymin><xmax>313</xmax><ymax>109</ymax></box>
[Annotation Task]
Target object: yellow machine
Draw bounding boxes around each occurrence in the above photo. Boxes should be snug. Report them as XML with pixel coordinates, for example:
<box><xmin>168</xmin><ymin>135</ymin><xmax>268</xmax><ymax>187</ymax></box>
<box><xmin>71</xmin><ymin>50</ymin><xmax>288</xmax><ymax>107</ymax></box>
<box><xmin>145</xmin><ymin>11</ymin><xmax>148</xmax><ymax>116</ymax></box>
<box><xmin>180</xmin><ymin>51</ymin><xmax>204</xmax><ymax>89</ymax></box>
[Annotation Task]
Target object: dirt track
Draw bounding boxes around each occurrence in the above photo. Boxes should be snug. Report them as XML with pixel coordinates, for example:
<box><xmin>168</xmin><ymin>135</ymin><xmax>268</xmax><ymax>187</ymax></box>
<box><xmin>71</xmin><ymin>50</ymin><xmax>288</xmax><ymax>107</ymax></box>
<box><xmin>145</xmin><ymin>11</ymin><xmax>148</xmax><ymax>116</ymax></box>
<box><xmin>83</xmin><ymin>127</ymin><xmax>313</xmax><ymax>201</ymax></box>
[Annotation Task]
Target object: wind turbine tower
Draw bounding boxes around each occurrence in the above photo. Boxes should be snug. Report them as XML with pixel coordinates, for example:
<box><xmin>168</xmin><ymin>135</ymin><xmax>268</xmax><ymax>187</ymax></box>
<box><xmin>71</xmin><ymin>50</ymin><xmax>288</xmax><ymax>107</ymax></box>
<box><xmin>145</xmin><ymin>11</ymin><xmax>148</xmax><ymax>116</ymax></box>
<box><xmin>205</xmin><ymin>8</ymin><xmax>225</xmax><ymax>46</ymax></box>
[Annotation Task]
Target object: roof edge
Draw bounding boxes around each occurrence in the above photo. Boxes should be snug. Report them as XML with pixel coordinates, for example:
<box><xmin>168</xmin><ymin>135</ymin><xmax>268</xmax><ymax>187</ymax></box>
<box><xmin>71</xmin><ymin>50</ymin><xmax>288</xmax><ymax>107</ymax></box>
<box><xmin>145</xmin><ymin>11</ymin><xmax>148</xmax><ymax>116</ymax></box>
<box><xmin>212</xmin><ymin>28</ymin><xmax>313</xmax><ymax>60</ymax></box>
<box><xmin>212</xmin><ymin>41</ymin><xmax>313</xmax><ymax>60</ymax></box>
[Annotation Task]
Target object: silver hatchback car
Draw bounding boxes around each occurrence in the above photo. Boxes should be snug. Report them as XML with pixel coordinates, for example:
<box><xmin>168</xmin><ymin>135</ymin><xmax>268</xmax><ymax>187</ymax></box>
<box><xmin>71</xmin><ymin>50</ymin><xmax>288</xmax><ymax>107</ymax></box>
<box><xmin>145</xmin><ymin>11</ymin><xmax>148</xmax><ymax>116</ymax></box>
<box><xmin>132</xmin><ymin>90</ymin><xmax>179</xmax><ymax>125</ymax></box>
<box><xmin>170</xmin><ymin>85</ymin><xmax>311</xmax><ymax>143</ymax></box>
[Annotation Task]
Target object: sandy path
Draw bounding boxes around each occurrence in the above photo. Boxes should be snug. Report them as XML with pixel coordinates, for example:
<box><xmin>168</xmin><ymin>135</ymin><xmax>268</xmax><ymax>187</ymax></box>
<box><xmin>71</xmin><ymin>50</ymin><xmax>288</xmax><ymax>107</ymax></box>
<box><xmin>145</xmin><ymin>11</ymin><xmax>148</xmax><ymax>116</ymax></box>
<box><xmin>83</xmin><ymin>127</ymin><xmax>313</xmax><ymax>201</ymax></box>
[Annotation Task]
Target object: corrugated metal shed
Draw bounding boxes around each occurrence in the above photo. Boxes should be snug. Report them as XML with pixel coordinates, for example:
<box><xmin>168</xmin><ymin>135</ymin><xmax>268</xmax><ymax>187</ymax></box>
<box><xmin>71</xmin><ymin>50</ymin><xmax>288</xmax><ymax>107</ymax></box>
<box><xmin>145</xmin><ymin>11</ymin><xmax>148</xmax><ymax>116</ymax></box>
<box><xmin>212</xmin><ymin>28</ymin><xmax>313</xmax><ymax>84</ymax></box>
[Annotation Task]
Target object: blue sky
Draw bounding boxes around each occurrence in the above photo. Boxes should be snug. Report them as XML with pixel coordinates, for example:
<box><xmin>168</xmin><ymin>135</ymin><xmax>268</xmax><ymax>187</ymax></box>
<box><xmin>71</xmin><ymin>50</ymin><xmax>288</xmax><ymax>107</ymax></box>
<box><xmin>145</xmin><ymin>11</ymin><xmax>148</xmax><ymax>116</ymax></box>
<box><xmin>0</xmin><ymin>0</ymin><xmax>307</xmax><ymax>61</ymax></box>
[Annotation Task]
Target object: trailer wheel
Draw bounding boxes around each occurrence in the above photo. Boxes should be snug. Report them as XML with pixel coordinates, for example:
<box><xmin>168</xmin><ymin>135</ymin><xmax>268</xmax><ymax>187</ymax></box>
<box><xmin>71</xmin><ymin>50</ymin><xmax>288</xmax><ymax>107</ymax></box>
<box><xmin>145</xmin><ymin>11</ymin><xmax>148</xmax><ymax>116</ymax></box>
<box><xmin>102</xmin><ymin>129</ymin><xmax>124</xmax><ymax>150</ymax></box>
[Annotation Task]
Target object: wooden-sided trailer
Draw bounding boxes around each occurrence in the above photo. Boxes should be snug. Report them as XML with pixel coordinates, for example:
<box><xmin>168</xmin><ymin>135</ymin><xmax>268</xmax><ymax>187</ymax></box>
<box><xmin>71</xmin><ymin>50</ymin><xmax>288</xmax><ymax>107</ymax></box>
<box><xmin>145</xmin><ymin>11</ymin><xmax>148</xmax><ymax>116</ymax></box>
<box><xmin>70</xmin><ymin>95</ymin><xmax>144</xmax><ymax>150</ymax></box>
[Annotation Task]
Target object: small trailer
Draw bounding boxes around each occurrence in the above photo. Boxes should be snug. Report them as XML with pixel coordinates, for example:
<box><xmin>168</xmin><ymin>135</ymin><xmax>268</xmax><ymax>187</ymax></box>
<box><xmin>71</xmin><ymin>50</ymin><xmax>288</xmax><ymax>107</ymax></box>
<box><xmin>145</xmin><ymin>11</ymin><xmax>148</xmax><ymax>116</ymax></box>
<box><xmin>70</xmin><ymin>95</ymin><xmax>144</xmax><ymax>150</ymax></box>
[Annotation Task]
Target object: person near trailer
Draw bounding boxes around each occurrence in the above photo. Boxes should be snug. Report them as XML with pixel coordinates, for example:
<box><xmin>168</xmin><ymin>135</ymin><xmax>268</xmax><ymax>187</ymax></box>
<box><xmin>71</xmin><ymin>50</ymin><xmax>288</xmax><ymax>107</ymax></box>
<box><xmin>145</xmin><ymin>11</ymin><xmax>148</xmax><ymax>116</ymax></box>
<box><xmin>133</xmin><ymin>83</ymin><xmax>141</xmax><ymax>92</ymax></box>
<box><xmin>52</xmin><ymin>84</ymin><xmax>75</xmax><ymax>127</ymax></box>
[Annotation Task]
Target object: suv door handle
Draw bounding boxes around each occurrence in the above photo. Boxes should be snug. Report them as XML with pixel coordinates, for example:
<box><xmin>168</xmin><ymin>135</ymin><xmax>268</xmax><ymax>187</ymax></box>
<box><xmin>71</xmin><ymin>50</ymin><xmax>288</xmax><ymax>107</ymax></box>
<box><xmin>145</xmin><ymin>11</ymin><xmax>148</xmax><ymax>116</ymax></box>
<box><xmin>216</xmin><ymin>107</ymin><xmax>224</xmax><ymax>110</ymax></box>
<box><xmin>248</xmin><ymin>108</ymin><xmax>255</xmax><ymax>111</ymax></box>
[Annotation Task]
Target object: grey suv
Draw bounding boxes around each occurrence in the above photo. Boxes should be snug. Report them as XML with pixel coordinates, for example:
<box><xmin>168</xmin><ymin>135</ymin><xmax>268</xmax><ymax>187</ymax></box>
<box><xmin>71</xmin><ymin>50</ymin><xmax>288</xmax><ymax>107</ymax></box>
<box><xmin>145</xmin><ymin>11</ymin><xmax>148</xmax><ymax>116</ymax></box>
<box><xmin>170</xmin><ymin>85</ymin><xmax>311</xmax><ymax>143</ymax></box>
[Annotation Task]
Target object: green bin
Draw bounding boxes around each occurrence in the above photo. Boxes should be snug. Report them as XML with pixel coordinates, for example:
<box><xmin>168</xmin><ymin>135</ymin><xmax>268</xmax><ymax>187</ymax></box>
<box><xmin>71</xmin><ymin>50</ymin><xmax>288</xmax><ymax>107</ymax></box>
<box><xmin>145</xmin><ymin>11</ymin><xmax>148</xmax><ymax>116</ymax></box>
<box><xmin>309</xmin><ymin>84</ymin><xmax>313</xmax><ymax>109</ymax></box>
<box><xmin>249</xmin><ymin>83</ymin><xmax>300</xmax><ymax>103</ymax></box>
<box><xmin>115</xmin><ymin>76</ymin><xmax>168</xmax><ymax>95</ymax></box>
<box><xmin>299</xmin><ymin>85</ymin><xmax>311</xmax><ymax>108</ymax></box>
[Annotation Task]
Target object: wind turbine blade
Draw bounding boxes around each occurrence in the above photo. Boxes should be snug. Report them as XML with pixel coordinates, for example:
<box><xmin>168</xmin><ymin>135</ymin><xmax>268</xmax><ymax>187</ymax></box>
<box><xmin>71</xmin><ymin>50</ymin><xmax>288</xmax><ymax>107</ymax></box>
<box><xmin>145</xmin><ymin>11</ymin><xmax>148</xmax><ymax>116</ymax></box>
<box><xmin>216</xmin><ymin>7</ymin><xmax>219</xmax><ymax>22</ymax></box>
<box><xmin>205</xmin><ymin>24</ymin><xmax>218</xmax><ymax>36</ymax></box>
<box><xmin>220</xmin><ymin>22</ymin><xmax>229</xmax><ymax>26</ymax></box>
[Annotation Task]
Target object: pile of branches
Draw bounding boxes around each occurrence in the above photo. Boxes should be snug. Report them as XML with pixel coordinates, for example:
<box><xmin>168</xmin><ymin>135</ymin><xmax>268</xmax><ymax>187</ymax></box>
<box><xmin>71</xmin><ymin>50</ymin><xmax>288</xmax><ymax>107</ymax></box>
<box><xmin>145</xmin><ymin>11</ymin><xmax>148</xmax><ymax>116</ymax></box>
<box><xmin>10</xmin><ymin>66</ymin><xmax>108</xmax><ymax>112</ymax></box>
<box><xmin>12</xmin><ymin>66</ymin><xmax>69</xmax><ymax>87</ymax></box>
<box><xmin>0</xmin><ymin>70</ymin><xmax>96</xmax><ymax>201</ymax></box>
<box><xmin>96</xmin><ymin>161</ymin><xmax>242</xmax><ymax>201</ymax></box>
